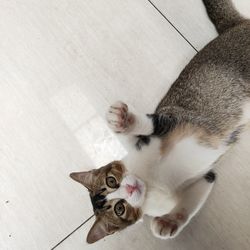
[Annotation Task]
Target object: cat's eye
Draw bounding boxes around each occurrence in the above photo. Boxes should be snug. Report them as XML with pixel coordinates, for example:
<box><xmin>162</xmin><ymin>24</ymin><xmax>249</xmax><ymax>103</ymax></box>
<box><xmin>106</xmin><ymin>176</ymin><xmax>117</xmax><ymax>188</ymax></box>
<box><xmin>114</xmin><ymin>201</ymin><xmax>125</xmax><ymax>216</ymax></box>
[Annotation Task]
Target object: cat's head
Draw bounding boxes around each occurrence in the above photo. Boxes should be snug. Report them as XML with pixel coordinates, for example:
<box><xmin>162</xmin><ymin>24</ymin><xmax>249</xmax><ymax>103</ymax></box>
<box><xmin>70</xmin><ymin>161</ymin><xmax>146</xmax><ymax>243</ymax></box>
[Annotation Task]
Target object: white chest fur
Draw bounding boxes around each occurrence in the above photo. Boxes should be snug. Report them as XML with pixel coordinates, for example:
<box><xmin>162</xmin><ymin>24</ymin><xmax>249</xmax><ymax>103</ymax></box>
<box><xmin>122</xmin><ymin>135</ymin><xmax>227</xmax><ymax>216</ymax></box>
<box><xmin>156</xmin><ymin>135</ymin><xmax>227</xmax><ymax>191</ymax></box>
<box><xmin>125</xmin><ymin>135</ymin><xmax>226</xmax><ymax>188</ymax></box>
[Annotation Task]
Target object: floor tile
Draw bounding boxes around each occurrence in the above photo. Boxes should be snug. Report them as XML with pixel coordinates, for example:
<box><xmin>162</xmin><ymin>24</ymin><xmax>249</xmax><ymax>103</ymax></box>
<box><xmin>149</xmin><ymin>0</ymin><xmax>250</xmax><ymax>50</ymax></box>
<box><xmin>0</xmin><ymin>0</ymin><xmax>195</xmax><ymax>249</ymax></box>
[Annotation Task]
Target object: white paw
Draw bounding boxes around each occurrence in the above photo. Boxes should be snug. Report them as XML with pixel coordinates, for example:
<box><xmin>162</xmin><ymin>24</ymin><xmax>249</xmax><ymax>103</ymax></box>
<box><xmin>106</xmin><ymin>101</ymin><xmax>135</xmax><ymax>133</ymax></box>
<box><xmin>151</xmin><ymin>211</ymin><xmax>188</xmax><ymax>240</ymax></box>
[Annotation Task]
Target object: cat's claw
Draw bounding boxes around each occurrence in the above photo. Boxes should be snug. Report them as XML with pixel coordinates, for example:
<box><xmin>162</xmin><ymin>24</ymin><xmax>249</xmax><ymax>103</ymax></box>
<box><xmin>151</xmin><ymin>211</ymin><xmax>188</xmax><ymax>239</ymax></box>
<box><xmin>106</xmin><ymin>101</ymin><xmax>135</xmax><ymax>133</ymax></box>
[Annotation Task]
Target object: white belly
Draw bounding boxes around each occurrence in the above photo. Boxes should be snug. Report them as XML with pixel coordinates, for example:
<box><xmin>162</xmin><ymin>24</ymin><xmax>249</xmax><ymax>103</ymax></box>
<box><xmin>155</xmin><ymin>135</ymin><xmax>228</xmax><ymax>191</ymax></box>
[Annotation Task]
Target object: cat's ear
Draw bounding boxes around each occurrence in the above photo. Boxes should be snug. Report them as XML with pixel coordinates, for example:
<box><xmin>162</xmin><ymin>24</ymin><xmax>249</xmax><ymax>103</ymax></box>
<box><xmin>86</xmin><ymin>218</ymin><xmax>119</xmax><ymax>244</ymax></box>
<box><xmin>69</xmin><ymin>171</ymin><xmax>93</xmax><ymax>190</ymax></box>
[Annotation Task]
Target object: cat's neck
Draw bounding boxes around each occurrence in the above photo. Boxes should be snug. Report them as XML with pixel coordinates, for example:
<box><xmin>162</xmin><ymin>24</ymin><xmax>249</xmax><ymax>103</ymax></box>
<box><xmin>122</xmin><ymin>138</ymin><xmax>178</xmax><ymax>216</ymax></box>
<box><xmin>142</xmin><ymin>185</ymin><xmax>178</xmax><ymax>217</ymax></box>
<box><xmin>122</xmin><ymin>137</ymin><xmax>162</xmax><ymax>178</ymax></box>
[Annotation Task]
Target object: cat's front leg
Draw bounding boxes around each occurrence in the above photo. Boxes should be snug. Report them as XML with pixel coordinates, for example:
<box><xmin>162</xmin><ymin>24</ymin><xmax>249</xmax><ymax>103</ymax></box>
<box><xmin>151</xmin><ymin>171</ymin><xmax>216</xmax><ymax>239</ymax></box>
<box><xmin>106</xmin><ymin>101</ymin><xmax>154</xmax><ymax>135</ymax></box>
<box><xmin>106</xmin><ymin>101</ymin><xmax>177</xmax><ymax>137</ymax></box>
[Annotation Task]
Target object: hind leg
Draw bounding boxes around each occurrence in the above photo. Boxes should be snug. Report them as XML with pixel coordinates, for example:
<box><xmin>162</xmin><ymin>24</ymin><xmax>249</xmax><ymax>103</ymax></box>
<box><xmin>151</xmin><ymin>171</ymin><xmax>216</xmax><ymax>239</ymax></box>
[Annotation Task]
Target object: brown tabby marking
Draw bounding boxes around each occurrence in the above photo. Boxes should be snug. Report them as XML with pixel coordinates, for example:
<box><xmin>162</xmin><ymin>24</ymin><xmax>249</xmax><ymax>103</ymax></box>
<box><xmin>160</xmin><ymin>124</ymin><xmax>226</xmax><ymax>156</ymax></box>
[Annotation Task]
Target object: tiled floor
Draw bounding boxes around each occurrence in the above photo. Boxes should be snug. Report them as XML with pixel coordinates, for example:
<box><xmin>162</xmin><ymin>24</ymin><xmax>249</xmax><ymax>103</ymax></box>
<box><xmin>0</xmin><ymin>0</ymin><xmax>249</xmax><ymax>250</ymax></box>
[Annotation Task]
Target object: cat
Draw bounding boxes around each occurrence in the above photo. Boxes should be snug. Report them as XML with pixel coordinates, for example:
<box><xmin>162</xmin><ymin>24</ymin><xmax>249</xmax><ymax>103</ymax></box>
<box><xmin>70</xmin><ymin>0</ymin><xmax>250</xmax><ymax>244</ymax></box>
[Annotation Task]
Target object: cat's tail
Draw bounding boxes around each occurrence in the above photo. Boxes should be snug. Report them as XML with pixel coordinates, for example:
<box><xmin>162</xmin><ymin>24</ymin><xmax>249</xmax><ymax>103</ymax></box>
<box><xmin>202</xmin><ymin>0</ymin><xmax>245</xmax><ymax>34</ymax></box>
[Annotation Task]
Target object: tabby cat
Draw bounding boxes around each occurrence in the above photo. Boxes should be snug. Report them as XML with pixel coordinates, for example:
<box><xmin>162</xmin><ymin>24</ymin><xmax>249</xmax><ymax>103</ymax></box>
<box><xmin>70</xmin><ymin>0</ymin><xmax>250</xmax><ymax>244</ymax></box>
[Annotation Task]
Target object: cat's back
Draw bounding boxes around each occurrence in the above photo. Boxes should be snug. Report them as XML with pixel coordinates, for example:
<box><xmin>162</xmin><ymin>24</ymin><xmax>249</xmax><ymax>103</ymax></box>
<box><xmin>173</xmin><ymin>20</ymin><xmax>250</xmax><ymax>103</ymax></box>
<box><xmin>164</xmin><ymin>20</ymin><xmax>250</xmax><ymax>103</ymax></box>
<box><xmin>156</xmin><ymin>20</ymin><xmax>250</xmax><ymax>135</ymax></box>
<box><xmin>193</xmin><ymin>20</ymin><xmax>250</xmax><ymax>77</ymax></box>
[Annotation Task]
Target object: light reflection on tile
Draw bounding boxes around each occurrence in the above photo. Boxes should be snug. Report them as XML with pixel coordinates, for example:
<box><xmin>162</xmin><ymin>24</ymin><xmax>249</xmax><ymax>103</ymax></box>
<box><xmin>75</xmin><ymin>116</ymin><xmax>127</xmax><ymax>167</ymax></box>
<box><xmin>51</xmin><ymin>85</ymin><xmax>96</xmax><ymax>131</ymax></box>
<box><xmin>51</xmin><ymin>85</ymin><xmax>127</xmax><ymax>167</ymax></box>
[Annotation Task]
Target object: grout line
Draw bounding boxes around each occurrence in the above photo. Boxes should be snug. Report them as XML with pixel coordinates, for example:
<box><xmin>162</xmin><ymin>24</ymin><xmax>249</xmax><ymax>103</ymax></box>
<box><xmin>146</xmin><ymin>0</ymin><xmax>199</xmax><ymax>53</ymax></box>
<box><xmin>51</xmin><ymin>214</ymin><xmax>95</xmax><ymax>250</ymax></box>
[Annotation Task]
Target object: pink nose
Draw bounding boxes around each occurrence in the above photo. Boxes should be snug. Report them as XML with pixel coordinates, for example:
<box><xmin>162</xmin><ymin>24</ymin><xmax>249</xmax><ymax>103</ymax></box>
<box><xmin>126</xmin><ymin>184</ymin><xmax>137</xmax><ymax>196</ymax></box>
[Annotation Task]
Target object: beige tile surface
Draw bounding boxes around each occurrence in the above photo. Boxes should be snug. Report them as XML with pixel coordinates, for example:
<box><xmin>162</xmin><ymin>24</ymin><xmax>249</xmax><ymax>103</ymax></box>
<box><xmin>149</xmin><ymin>0</ymin><xmax>250</xmax><ymax>50</ymax></box>
<box><xmin>0</xmin><ymin>0</ymin><xmax>196</xmax><ymax>249</ymax></box>
<box><xmin>1</xmin><ymin>0</ymin><xmax>250</xmax><ymax>249</ymax></box>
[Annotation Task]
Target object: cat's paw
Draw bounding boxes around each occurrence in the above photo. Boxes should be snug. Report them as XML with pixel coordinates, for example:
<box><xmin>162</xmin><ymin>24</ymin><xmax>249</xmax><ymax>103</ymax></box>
<box><xmin>151</xmin><ymin>211</ymin><xmax>188</xmax><ymax>239</ymax></box>
<box><xmin>106</xmin><ymin>101</ymin><xmax>135</xmax><ymax>133</ymax></box>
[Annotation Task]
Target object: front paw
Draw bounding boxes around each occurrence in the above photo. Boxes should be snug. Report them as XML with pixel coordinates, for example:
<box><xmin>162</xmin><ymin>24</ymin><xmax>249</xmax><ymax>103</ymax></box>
<box><xmin>106</xmin><ymin>101</ymin><xmax>135</xmax><ymax>133</ymax></box>
<box><xmin>151</xmin><ymin>211</ymin><xmax>187</xmax><ymax>239</ymax></box>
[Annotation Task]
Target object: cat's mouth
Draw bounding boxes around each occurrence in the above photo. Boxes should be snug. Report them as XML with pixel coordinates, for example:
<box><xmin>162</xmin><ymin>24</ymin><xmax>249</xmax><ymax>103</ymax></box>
<box><xmin>122</xmin><ymin>175</ymin><xmax>146</xmax><ymax>207</ymax></box>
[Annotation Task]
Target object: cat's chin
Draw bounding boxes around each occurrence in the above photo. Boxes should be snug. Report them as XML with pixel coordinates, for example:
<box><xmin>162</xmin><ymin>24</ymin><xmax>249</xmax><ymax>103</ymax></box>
<box><xmin>121</xmin><ymin>175</ymin><xmax>146</xmax><ymax>207</ymax></box>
